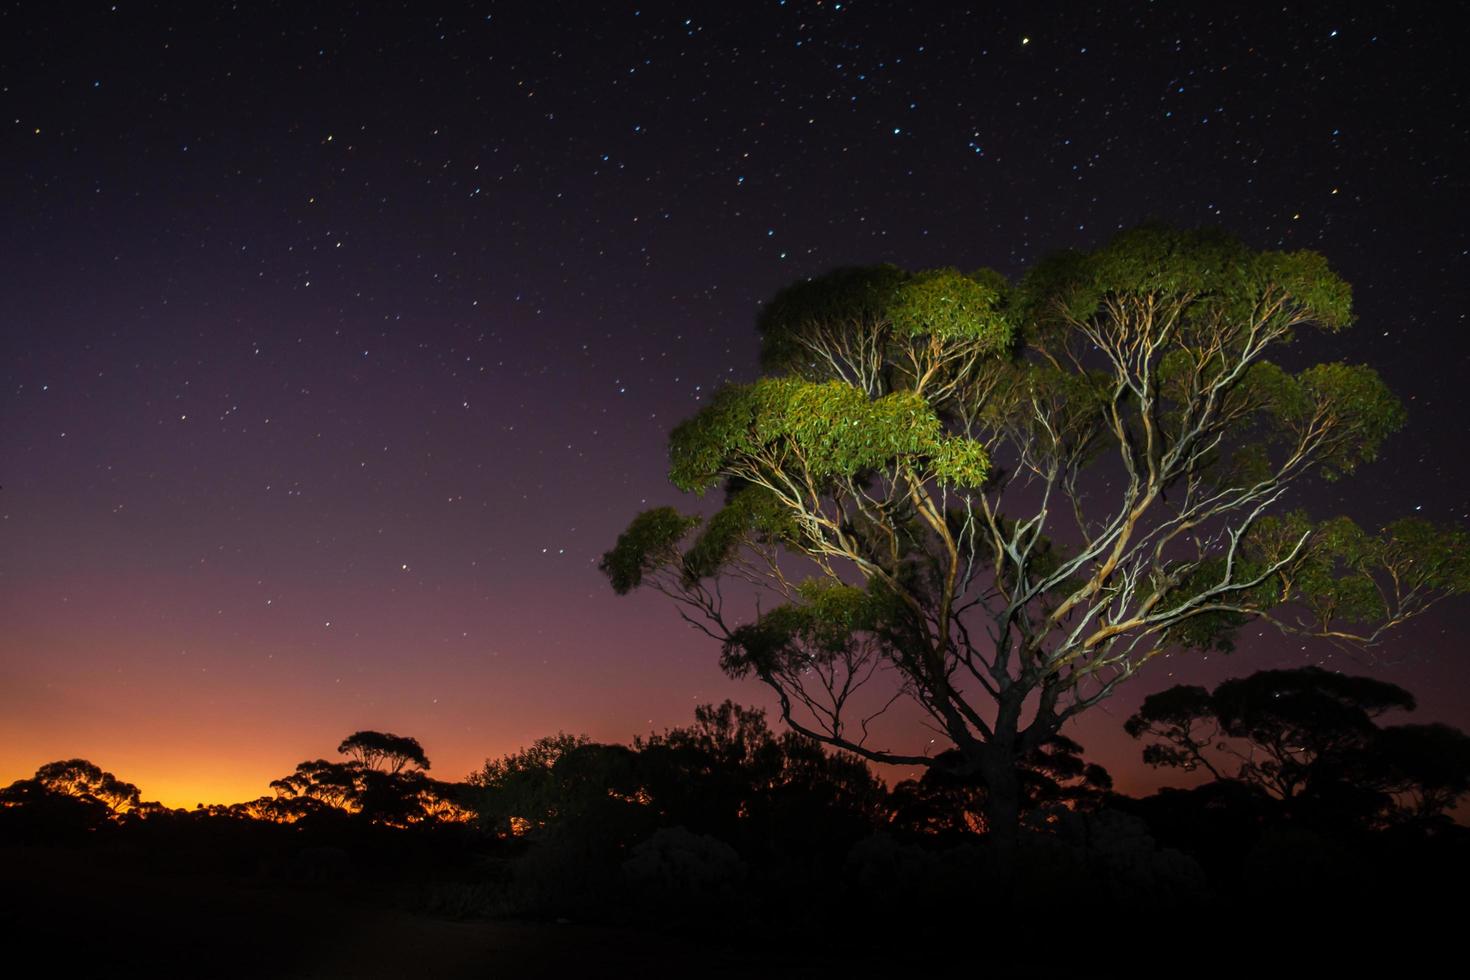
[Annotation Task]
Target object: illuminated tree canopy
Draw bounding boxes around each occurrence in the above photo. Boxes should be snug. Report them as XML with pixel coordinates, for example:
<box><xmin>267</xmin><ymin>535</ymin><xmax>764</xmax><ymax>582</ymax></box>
<box><xmin>603</xmin><ymin>226</ymin><xmax>1470</xmax><ymax>855</ymax></box>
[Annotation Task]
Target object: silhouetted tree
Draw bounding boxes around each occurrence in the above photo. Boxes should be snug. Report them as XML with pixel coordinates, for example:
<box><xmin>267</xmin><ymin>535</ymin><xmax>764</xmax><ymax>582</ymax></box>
<box><xmin>0</xmin><ymin>759</ymin><xmax>145</xmax><ymax>840</ymax></box>
<box><xmin>269</xmin><ymin>733</ymin><xmax>468</xmax><ymax>826</ymax></box>
<box><xmin>480</xmin><ymin>738</ymin><xmax>650</xmax><ymax>838</ymax></box>
<box><xmin>0</xmin><ymin>775</ymin><xmax>114</xmax><ymax>837</ymax></box>
<box><xmin>468</xmin><ymin>735</ymin><xmax>656</xmax><ymax>913</ymax></box>
<box><xmin>271</xmin><ymin>759</ymin><xmax>365</xmax><ymax>811</ymax></box>
<box><xmin>337</xmin><ymin>730</ymin><xmax>430</xmax><ymax>774</ymax></box>
<box><xmin>1126</xmin><ymin>667</ymin><xmax>1469</xmax><ymax>827</ymax></box>
<box><xmin>603</xmin><ymin>226</ymin><xmax>1470</xmax><ymax>862</ymax></box>
<box><xmin>466</xmin><ymin>704</ymin><xmax>885</xmax><ymax>918</ymax></box>
<box><xmin>1371</xmin><ymin>723</ymin><xmax>1470</xmax><ymax>828</ymax></box>
<box><xmin>636</xmin><ymin>701</ymin><xmax>886</xmax><ymax>855</ymax></box>
<box><xmin>30</xmin><ymin>758</ymin><xmax>141</xmax><ymax>813</ymax></box>
<box><xmin>467</xmin><ymin>733</ymin><xmax>597</xmax><ymax>837</ymax></box>
<box><xmin>888</xmin><ymin>735</ymin><xmax>1113</xmax><ymax>837</ymax></box>
<box><xmin>221</xmin><ymin>794</ymin><xmax>333</xmax><ymax>824</ymax></box>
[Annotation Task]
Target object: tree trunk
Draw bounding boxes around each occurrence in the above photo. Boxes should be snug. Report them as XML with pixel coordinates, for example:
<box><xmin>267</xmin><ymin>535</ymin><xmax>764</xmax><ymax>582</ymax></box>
<box><xmin>980</xmin><ymin>746</ymin><xmax>1023</xmax><ymax>878</ymax></box>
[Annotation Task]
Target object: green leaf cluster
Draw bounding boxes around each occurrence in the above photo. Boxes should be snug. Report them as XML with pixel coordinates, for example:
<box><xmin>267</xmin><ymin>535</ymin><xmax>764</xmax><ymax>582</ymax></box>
<box><xmin>682</xmin><ymin>484</ymin><xmax>802</xmax><ymax>581</ymax></box>
<box><xmin>757</xmin><ymin>265</ymin><xmax>908</xmax><ymax>374</ymax></box>
<box><xmin>1242</xmin><ymin>513</ymin><xmax>1470</xmax><ymax>627</ymax></box>
<box><xmin>1020</xmin><ymin>225</ymin><xmax>1354</xmax><ymax>333</ymax></box>
<box><xmin>887</xmin><ymin>267</ymin><xmax>1012</xmax><ymax>348</ymax></box>
<box><xmin>757</xmin><ymin>265</ymin><xmax>1013</xmax><ymax>376</ymax></box>
<box><xmin>1158</xmin><ymin>356</ymin><xmax>1404</xmax><ymax>482</ymax></box>
<box><xmin>721</xmin><ymin>580</ymin><xmax>895</xmax><ymax>679</ymax></box>
<box><xmin>600</xmin><ymin>507</ymin><xmax>701</xmax><ymax>594</ymax></box>
<box><xmin>668</xmin><ymin>377</ymin><xmax>989</xmax><ymax>493</ymax></box>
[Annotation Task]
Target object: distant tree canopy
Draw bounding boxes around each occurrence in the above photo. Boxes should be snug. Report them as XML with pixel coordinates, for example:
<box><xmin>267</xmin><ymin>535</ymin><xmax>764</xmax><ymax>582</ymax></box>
<box><xmin>0</xmin><ymin>758</ymin><xmax>143</xmax><ymax>815</ymax></box>
<box><xmin>0</xmin><ymin>758</ymin><xmax>153</xmax><ymax>839</ymax></box>
<box><xmin>468</xmin><ymin>701</ymin><xmax>887</xmax><ymax>854</ymax></box>
<box><xmin>1127</xmin><ymin>667</ymin><xmax>1470</xmax><ymax>828</ymax></box>
<box><xmin>635</xmin><ymin>700</ymin><xmax>888</xmax><ymax>851</ymax></box>
<box><xmin>270</xmin><ymin>759</ymin><xmax>367</xmax><ymax>811</ymax></box>
<box><xmin>603</xmin><ymin>225</ymin><xmax>1470</xmax><ymax>857</ymax></box>
<box><xmin>467</xmin><ymin>732</ymin><xmax>609</xmax><ymax>837</ymax></box>
<box><xmin>34</xmin><ymin>758</ymin><xmax>142</xmax><ymax>812</ymax></box>
<box><xmin>337</xmin><ymin>730</ymin><xmax>430</xmax><ymax>774</ymax></box>
<box><xmin>266</xmin><ymin>730</ymin><xmax>468</xmax><ymax>826</ymax></box>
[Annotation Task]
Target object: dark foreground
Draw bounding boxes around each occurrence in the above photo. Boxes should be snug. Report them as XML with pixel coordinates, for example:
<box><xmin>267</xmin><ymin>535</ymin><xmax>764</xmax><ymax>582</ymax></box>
<box><xmin>2</xmin><ymin>843</ymin><xmax>906</xmax><ymax>980</ymax></box>
<box><xmin>3</xmin><ymin>837</ymin><xmax>1459</xmax><ymax>980</ymax></box>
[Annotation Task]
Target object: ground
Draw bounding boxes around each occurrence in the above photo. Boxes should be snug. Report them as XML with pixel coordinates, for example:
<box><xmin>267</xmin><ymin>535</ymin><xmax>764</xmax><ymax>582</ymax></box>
<box><xmin>0</xmin><ymin>844</ymin><xmax>890</xmax><ymax>979</ymax></box>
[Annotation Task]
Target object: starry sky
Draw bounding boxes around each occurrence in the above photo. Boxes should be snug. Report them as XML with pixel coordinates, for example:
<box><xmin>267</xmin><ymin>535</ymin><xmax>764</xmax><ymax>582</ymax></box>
<box><xmin>2</xmin><ymin>2</ymin><xmax>1466</xmax><ymax>809</ymax></box>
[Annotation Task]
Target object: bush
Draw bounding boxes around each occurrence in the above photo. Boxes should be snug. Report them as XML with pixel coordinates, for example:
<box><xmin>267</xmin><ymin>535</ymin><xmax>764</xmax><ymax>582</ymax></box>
<box><xmin>622</xmin><ymin>826</ymin><xmax>746</xmax><ymax>909</ymax></box>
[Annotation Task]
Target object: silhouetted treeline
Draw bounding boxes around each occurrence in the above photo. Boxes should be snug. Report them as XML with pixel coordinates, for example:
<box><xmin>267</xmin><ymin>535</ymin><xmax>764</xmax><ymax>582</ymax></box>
<box><xmin>3</xmin><ymin>668</ymin><xmax>1468</xmax><ymax>964</ymax></box>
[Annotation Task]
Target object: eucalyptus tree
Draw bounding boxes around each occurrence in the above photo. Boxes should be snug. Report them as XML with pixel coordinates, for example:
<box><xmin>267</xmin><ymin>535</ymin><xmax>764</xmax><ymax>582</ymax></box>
<box><xmin>269</xmin><ymin>731</ymin><xmax>466</xmax><ymax>825</ymax></box>
<box><xmin>1124</xmin><ymin>667</ymin><xmax>1415</xmax><ymax>796</ymax></box>
<box><xmin>602</xmin><ymin>227</ymin><xmax>1469</xmax><ymax>859</ymax></box>
<box><xmin>29</xmin><ymin>758</ymin><xmax>141</xmax><ymax>813</ymax></box>
<box><xmin>1127</xmin><ymin>667</ymin><xmax>1470</xmax><ymax>827</ymax></box>
<box><xmin>337</xmin><ymin>730</ymin><xmax>431</xmax><ymax>774</ymax></box>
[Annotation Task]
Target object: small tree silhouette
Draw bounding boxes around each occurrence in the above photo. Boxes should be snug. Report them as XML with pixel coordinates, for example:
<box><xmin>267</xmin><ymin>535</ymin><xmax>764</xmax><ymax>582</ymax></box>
<box><xmin>1126</xmin><ymin>667</ymin><xmax>1470</xmax><ymax>827</ymax></box>
<box><xmin>337</xmin><ymin>731</ymin><xmax>430</xmax><ymax>774</ymax></box>
<box><xmin>31</xmin><ymin>758</ymin><xmax>141</xmax><ymax>813</ymax></box>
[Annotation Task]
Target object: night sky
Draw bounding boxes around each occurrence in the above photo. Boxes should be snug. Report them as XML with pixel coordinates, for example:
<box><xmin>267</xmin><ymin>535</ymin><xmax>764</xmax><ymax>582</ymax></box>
<box><xmin>3</xmin><ymin>2</ymin><xmax>1466</xmax><ymax>809</ymax></box>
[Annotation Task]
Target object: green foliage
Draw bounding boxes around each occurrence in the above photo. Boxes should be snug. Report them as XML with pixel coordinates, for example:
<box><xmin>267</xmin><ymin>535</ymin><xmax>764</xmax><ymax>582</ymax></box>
<box><xmin>1377</xmin><ymin>517</ymin><xmax>1470</xmax><ymax>595</ymax></box>
<box><xmin>931</xmin><ymin>435</ymin><xmax>992</xmax><ymax>486</ymax></box>
<box><xmin>606</xmin><ymin>223</ymin><xmax>1467</xmax><ymax>848</ymax></box>
<box><xmin>1248</xmin><ymin>513</ymin><xmax>1470</xmax><ymax>628</ymax></box>
<box><xmin>1252</xmin><ymin>248</ymin><xmax>1355</xmax><ymax>330</ymax></box>
<box><xmin>1154</xmin><ymin>357</ymin><xmax>1401</xmax><ymax>486</ymax></box>
<box><xmin>1007</xmin><ymin>361</ymin><xmax>1111</xmax><ymax>428</ymax></box>
<box><xmin>599</xmin><ymin>507</ymin><xmax>701</xmax><ymax>594</ymax></box>
<box><xmin>757</xmin><ymin>264</ymin><xmax>908</xmax><ymax>374</ymax></box>
<box><xmin>887</xmin><ymin>267</ymin><xmax>1012</xmax><ymax>347</ymax></box>
<box><xmin>1222</xmin><ymin>439</ymin><xmax>1275</xmax><ymax>487</ymax></box>
<box><xmin>756</xmin><ymin>264</ymin><xmax>1013</xmax><ymax>380</ymax></box>
<box><xmin>1021</xmin><ymin>225</ymin><xmax>1354</xmax><ymax>333</ymax></box>
<box><xmin>1269</xmin><ymin>362</ymin><xmax>1406</xmax><ymax>479</ymax></box>
<box><xmin>1151</xmin><ymin>557</ymin><xmax>1259</xmax><ymax>652</ymax></box>
<box><xmin>1291</xmin><ymin>516</ymin><xmax>1386</xmax><ymax>622</ymax></box>
<box><xmin>668</xmin><ymin>377</ymin><xmax>988</xmax><ymax>493</ymax></box>
<box><xmin>682</xmin><ymin>483</ymin><xmax>800</xmax><ymax>581</ymax></box>
<box><xmin>720</xmin><ymin>580</ymin><xmax>894</xmax><ymax>678</ymax></box>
